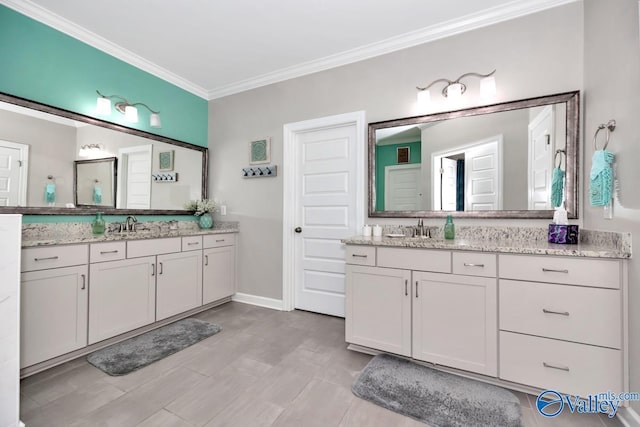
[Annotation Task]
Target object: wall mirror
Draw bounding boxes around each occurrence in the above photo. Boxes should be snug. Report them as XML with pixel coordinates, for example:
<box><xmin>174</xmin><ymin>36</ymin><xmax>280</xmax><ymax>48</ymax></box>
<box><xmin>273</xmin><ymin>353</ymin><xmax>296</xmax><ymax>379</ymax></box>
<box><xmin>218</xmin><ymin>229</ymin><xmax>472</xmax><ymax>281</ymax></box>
<box><xmin>0</xmin><ymin>92</ymin><xmax>207</xmax><ymax>215</ymax></box>
<box><xmin>369</xmin><ymin>91</ymin><xmax>579</xmax><ymax>219</ymax></box>
<box><xmin>74</xmin><ymin>157</ymin><xmax>117</xmax><ymax>208</ymax></box>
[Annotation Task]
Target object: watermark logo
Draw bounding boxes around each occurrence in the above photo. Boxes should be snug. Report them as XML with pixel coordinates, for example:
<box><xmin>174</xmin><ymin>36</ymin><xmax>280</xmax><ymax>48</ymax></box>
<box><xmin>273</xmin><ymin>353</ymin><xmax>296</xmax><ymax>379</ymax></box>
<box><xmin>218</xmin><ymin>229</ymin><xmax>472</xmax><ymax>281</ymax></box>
<box><xmin>535</xmin><ymin>390</ymin><xmax>640</xmax><ymax>418</ymax></box>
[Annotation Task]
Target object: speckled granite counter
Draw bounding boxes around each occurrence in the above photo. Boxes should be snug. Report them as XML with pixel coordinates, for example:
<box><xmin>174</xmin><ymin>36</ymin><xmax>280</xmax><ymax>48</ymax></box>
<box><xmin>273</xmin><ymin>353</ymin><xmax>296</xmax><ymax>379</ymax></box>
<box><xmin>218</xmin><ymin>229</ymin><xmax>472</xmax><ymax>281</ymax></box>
<box><xmin>342</xmin><ymin>226</ymin><xmax>631</xmax><ymax>259</ymax></box>
<box><xmin>22</xmin><ymin>220</ymin><xmax>239</xmax><ymax>248</ymax></box>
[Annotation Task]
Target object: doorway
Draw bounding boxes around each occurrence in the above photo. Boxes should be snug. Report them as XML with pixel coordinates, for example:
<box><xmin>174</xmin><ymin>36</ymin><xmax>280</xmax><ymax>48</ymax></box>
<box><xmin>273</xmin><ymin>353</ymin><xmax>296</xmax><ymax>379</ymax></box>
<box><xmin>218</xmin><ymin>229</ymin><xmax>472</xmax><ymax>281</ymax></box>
<box><xmin>282</xmin><ymin>111</ymin><xmax>365</xmax><ymax>317</ymax></box>
<box><xmin>0</xmin><ymin>140</ymin><xmax>29</xmax><ymax>206</ymax></box>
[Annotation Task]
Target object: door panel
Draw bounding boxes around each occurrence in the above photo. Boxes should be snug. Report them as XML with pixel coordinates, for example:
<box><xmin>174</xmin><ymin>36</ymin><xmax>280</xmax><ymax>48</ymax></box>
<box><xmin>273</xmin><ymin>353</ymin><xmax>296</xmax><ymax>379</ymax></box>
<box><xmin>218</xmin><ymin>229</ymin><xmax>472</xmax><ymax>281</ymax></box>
<box><xmin>528</xmin><ymin>106</ymin><xmax>554</xmax><ymax>210</ymax></box>
<box><xmin>156</xmin><ymin>251</ymin><xmax>202</xmax><ymax>321</ymax></box>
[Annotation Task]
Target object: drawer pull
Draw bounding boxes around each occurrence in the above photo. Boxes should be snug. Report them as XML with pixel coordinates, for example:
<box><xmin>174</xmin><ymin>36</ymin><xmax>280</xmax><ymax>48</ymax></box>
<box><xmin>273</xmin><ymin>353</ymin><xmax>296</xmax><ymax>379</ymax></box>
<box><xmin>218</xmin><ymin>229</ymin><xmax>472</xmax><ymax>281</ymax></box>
<box><xmin>542</xmin><ymin>268</ymin><xmax>569</xmax><ymax>273</ymax></box>
<box><xmin>405</xmin><ymin>279</ymin><xmax>408</xmax><ymax>296</ymax></box>
<box><xmin>352</xmin><ymin>254</ymin><xmax>368</xmax><ymax>258</ymax></box>
<box><xmin>542</xmin><ymin>308</ymin><xmax>570</xmax><ymax>316</ymax></box>
<box><xmin>81</xmin><ymin>274</ymin><xmax>86</xmax><ymax>290</ymax></box>
<box><xmin>205</xmin><ymin>255</ymin><xmax>209</xmax><ymax>266</ymax></box>
<box><xmin>463</xmin><ymin>263</ymin><xmax>485</xmax><ymax>268</ymax></box>
<box><xmin>187</xmin><ymin>242</ymin><xmax>200</xmax><ymax>246</ymax></box>
<box><xmin>100</xmin><ymin>250</ymin><xmax>119</xmax><ymax>254</ymax></box>
<box><xmin>159</xmin><ymin>262</ymin><xmax>163</xmax><ymax>275</ymax></box>
<box><xmin>415</xmin><ymin>281</ymin><xmax>419</xmax><ymax>298</ymax></box>
<box><xmin>151</xmin><ymin>264</ymin><xmax>155</xmax><ymax>276</ymax></box>
<box><xmin>216</xmin><ymin>239</ymin><xmax>225</xmax><ymax>243</ymax></box>
<box><xmin>34</xmin><ymin>256</ymin><xmax>59</xmax><ymax>261</ymax></box>
<box><xmin>543</xmin><ymin>362</ymin><xmax>570</xmax><ymax>372</ymax></box>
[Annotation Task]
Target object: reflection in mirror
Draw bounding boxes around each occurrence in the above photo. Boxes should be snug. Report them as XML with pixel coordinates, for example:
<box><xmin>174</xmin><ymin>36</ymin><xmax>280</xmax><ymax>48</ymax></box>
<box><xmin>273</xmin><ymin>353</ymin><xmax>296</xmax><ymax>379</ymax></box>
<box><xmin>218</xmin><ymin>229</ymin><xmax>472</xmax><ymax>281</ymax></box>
<box><xmin>369</xmin><ymin>91</ymin><xmax>579</xmax><ymax>219</ymax></box>
<box><xmin>0</xmin><ymin>93</ymin><xmax>207</xmax><ymax>214</ymax></box>
<box><xmin>74</xmin><ymin>157</ymin><xmax>117</xmax><ymax>208</ymax></box>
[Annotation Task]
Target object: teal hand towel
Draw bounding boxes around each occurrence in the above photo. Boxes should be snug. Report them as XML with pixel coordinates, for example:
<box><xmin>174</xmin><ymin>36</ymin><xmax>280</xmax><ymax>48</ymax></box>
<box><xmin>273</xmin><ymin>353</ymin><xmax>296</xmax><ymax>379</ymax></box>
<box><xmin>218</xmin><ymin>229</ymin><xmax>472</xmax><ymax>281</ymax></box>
<box><xmin>44</xmin><ymin>183</ymin><xmax>56</xmax><ymax>204</ymax></box>
<box><xmin>590</xmin><ymin>150</ymin><xmax>614</xmax><ymax>206</ymax></box>
<box><xmin>93</xmin><ymin>186</ymin><xmax>102</xmax><ymax>204</ymax></box>
<box><xmin>551</xmin><ymin>167</ymin><xmax>565</xmax><ymax>208</ymax></box>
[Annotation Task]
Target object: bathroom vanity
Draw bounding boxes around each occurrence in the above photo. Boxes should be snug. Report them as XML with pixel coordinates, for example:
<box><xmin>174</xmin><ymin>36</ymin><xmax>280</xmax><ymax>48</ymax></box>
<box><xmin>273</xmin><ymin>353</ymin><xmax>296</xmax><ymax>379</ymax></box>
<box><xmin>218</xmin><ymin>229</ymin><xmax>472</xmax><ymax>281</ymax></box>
<box><xmin>19</xmin><ymin>222</ymin><xmax>238</xmax><ymax>376</ymax></box>
<box><xmin>343</xmin><ymin>228</ymin><xmax>630</xmax><ymax>398</ymax></box>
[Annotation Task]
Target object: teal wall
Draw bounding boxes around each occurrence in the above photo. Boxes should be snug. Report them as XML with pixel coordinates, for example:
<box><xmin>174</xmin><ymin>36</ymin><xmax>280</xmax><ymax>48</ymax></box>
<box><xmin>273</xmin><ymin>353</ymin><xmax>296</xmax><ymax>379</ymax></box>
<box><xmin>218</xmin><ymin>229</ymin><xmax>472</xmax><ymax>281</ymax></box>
<box><xmin>375</xmin><ymin>141</ymin><xmax>421</xmax><ymax>211</ymax></box>
<box><xmin>0</xmin><ymin>5</ymin><xmax>208</xmax><ymax>223</ymax></box>
<box><xmin>0</xmin><ymin>5</ymin><xmax>207</xmax><ymax>147</ymax></box>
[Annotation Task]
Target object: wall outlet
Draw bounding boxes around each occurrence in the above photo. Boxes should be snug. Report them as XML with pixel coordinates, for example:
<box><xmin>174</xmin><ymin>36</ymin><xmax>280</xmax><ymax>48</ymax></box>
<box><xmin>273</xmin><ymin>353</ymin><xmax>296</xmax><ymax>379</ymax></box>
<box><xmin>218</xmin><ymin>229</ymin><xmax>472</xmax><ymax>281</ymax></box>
<box><xmin>220</xmin><ymin>205</ymin><xmax>227</xmax><ymax>216</ymax></box>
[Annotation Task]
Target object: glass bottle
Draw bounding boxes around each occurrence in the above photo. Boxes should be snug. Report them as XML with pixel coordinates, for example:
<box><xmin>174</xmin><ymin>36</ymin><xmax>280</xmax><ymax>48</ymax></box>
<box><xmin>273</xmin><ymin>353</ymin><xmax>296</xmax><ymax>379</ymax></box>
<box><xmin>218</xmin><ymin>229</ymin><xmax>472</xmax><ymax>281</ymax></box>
<box><xmin>92</xmin><ymin>212</ymin><xmax>106</xmax><ymax>235</ymax></box>
<box><xmin>444</xmin><ymin>215</ymin><xmax>455</xmax><ymax>240</ymax></box>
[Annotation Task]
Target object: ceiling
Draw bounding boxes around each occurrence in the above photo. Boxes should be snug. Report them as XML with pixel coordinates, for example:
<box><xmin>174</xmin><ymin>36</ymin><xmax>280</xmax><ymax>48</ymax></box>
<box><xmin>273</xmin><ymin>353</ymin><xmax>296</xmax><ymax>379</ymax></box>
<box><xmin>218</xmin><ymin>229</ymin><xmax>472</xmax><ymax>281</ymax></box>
<box><xmin>4</xmin><ymin>0</ymin><xmax>575</xmax><ymax>100</ymax></box>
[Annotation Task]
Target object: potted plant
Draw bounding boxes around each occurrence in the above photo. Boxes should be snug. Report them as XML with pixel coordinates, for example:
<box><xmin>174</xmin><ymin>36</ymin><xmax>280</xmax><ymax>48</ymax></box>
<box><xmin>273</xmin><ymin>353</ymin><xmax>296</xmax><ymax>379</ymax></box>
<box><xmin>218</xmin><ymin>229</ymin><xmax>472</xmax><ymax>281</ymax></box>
<box><xmin>185</xmin><ymin>199</ymin><xmax>217</xmax><ymax>229</ymax></box>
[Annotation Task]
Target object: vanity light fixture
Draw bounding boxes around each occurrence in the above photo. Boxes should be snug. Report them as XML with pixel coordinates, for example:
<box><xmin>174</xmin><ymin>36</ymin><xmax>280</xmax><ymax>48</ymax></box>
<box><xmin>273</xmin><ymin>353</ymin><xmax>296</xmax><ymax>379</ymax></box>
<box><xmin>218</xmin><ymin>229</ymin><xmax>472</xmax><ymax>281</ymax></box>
<box><xmin>95</xmin><ymin>90</ymin><xmax>162</xmax><ymax>128</ymax></box>
<box><xmin>416</xmin><ymin>69</ymin><xmax>496</xmax><ymax>107</ymax></box>
<box><xmin>78</xmin><ymin>143</ymin><xmax>104</xmax><ymax>157</ymax></box>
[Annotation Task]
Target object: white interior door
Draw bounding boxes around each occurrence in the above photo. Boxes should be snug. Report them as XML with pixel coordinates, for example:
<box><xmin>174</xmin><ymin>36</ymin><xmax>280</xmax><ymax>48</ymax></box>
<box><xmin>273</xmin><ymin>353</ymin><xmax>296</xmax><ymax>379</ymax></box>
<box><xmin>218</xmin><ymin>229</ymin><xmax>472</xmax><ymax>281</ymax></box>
<box><xmin>440</xmin><ymin>158</ymin><xmax>458</xmax><ymax>211</ymax></box>
<box><xmin>288</xmin><ymin>113</ymin><xmax>364</xmax><ymax>317</ymax></box>
<box><xmin>0</xmin><ymin>140</ymin><xmax>28</xmax><ymax>206</ymax></box>
<box><xmin>528</xmin><ymin>106</ymin><xmax>555</xmax><ymax>210</ymax></box>
<box><xmin>117</xmin><ymin>145</ymin><xmax>152</xmax><ymax>209</ymax></box>
<box><xmin>465</xmin><ymin>137</ymin><xmax>502</xmax><ymax>211</ymax></box>
<box><xmin>384</xmin><ymin>164</ymin><xmax>421</xmax><ymax>210</ymax></box>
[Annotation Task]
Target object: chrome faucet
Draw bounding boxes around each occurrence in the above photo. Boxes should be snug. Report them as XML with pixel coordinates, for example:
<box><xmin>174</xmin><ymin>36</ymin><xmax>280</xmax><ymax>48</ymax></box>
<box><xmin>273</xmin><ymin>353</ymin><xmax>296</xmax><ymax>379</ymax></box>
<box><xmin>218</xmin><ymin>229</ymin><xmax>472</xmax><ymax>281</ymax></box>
<box><xmin>416</xmin><ymin>219</ymin><xmax>429</xmax><ymax>238</ymax></box>
<box><xmin>125</xmin><ymin>215</ymin><xmax>137</xmax><ymax>232</ymax></box>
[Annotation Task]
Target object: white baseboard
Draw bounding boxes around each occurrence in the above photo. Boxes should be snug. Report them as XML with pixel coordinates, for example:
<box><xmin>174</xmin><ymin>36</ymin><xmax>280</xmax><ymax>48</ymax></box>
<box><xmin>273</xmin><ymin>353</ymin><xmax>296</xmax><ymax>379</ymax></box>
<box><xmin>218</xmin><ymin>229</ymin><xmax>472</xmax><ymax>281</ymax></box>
<box><xmin>618</xmin><ymin>406</ymin><xmax>640</xmax><ymax>427</ymax></box>
<box><xmin>232</xmin><ymin>292</ymin><xmax>284</xmax><ymax>311</ymax></box>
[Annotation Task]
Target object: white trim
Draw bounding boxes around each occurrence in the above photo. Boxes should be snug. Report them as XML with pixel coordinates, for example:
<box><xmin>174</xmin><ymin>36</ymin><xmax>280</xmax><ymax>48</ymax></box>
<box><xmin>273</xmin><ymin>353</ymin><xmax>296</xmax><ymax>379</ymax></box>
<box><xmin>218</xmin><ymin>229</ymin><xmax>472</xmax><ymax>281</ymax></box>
<box><xmin>618</xmin><ymin>406</ymin><xmax>640</xmax><ymax>427</ymax></box>
<box><xmin>0</xmin><ymin>0</ymin><xmax>208</xmax><ymax>99</ymax></box>
<box><xmin>231</xmin><ymin>292</ymin><xmax>284</xmax><ymax>311</ymax></box>
<box><xmin>1</xmin><ymin>0</ymin><xmax>576</xmax><ymax>100</ymax></box>
<box><xmin>282</xmin><ymin>111</ymin><xmax>366</xmax><ymax>312</ymax></box>
<box><xmin>0</xmin><ymin>140</ymin><xmax>29</xmax><ymax>206</ymax></box>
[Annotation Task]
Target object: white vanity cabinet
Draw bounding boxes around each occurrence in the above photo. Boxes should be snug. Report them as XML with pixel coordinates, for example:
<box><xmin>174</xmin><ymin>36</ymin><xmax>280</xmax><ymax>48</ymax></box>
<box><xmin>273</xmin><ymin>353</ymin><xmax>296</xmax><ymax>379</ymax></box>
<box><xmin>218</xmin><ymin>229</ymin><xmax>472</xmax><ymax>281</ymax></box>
<box><xmin>202</xmin><ymin>234</ymin><xmax>236</xmax><ymax>304</ymax></box>
<box><xmin>20</xmin><ymin>245</ymin><xmax>89</xmax><ymax>368</ymax></box>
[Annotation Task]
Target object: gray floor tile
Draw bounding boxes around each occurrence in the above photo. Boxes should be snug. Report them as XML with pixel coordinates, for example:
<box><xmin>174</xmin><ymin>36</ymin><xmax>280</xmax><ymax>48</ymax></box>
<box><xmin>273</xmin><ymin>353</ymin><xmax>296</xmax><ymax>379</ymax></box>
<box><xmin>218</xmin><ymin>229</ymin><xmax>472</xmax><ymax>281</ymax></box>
<box><xmin>136</xmin><ymin>409</ymin><xmax>193</xmax><ymax>427</ymax></box>
<box><xmin>21</xmin><ymin>362</ymin><xmax>107</xmax><ymax>405</ymax></box>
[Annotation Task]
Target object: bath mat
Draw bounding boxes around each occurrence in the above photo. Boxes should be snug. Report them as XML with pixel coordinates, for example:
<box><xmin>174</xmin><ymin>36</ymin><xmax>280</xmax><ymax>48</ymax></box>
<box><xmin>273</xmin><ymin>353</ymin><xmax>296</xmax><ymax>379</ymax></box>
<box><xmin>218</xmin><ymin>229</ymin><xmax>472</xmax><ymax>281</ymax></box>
<box><xmin>352</xmin><ymin>354</ymin><xmax>522</xmax><ymax>427</ymax></box>
<box><xmin>87</xmin><ymin>318</ymin><xmax>221</xmax><ymax>376</ymax></box>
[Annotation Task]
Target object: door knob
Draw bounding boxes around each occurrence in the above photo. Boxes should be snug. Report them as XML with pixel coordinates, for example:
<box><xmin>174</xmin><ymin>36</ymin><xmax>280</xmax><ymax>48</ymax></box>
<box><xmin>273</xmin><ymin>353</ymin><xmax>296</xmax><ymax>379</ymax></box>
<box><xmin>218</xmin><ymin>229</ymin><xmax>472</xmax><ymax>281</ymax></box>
<box><xmin>294</xmin><ymin>227</ymin><xmax>302</xmax><ymax>233</ymax></box>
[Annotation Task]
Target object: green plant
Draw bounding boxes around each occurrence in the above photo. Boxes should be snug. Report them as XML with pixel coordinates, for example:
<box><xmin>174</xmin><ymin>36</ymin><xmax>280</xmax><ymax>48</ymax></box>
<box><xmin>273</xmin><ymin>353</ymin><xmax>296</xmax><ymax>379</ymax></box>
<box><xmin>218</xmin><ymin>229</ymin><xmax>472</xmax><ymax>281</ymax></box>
<box><xmin>184</xmin><ymin>199</ymin><xmax>217</xmax><ymax>216</ymax></box>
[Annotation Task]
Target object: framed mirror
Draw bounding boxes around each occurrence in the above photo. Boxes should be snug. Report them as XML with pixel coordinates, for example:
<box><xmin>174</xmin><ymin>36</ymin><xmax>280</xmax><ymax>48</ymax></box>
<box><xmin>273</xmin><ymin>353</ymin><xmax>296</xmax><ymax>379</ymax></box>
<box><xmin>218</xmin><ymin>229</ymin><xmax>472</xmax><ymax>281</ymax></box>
<box><xmin>74</xmin><ymin>157</ymin><xmax>117</xmax><ymax>208</ymax></box>
<box><xmin>369</xmin><ymin>91</ymin><xmax>579</xmax><ymax>219</ymax></box>
<box><xmin>0</xmin><ymin>92</ymin><xmax>208</xmax><ymax>215</ymax></box>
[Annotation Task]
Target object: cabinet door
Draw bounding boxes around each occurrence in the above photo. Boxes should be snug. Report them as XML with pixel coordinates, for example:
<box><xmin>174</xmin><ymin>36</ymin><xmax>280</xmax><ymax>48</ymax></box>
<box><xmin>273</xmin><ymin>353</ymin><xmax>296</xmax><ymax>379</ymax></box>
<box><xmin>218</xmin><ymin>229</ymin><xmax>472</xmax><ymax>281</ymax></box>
<box><xmin>157</xmin><ymin>251</ymin><xmax>203</xmax><ymax>320</ymax></box>
<box><xmin>21</xmin><ymin>265</ymin><xmax>88</xmax><ymax>367</ymax></box>
<box><xmin>203</xmin><ymin>246</ymin><xmax>235</xmax><ymax>305</ymax></box>
<box><xmin>412</xmin><ymin>271</ymin><xmax>497</xmax><ymax>376</ymax></box>
<box><xmin>89</xmin><ymin>257</ymin><xmax>156</xmax><ymax>344</ymax></box>
<box><xmin>346</xmin><ymin>265</ymin><xmax>411</xmax><ymax>357</ymax></box>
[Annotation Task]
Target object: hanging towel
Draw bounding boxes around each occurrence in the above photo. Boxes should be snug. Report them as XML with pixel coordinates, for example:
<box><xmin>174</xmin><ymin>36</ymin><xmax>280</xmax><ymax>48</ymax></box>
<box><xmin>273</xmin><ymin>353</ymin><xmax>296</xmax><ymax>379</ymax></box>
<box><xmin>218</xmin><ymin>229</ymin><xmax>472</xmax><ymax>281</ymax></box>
<box><xmin>551</xmin><ymin>167</ymin><xmax>565</xmax><ymax>208</ymax></box>
<box><xmin>93</xmin><ymin>186</ymin><xmax>102</xmax><ymax>204</ymax></box>
<box><xmin>44</xmin><ymin>183</ymin><xmax>56</xmax><ymax>204</ymax></box>
<box><xmin>589</xmin><ymin>149</ymin><xmax>615</xmax><ymax>206</ymax></box>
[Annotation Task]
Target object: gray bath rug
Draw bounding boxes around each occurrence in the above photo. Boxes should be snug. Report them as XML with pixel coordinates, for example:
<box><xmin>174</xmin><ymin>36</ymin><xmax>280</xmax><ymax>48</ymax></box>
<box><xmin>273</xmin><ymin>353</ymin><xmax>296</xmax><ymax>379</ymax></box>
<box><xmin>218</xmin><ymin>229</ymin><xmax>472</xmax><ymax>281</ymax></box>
<box><xmin>352</xmin><ymin>354</ymin><xmax>522</xmax><ymax>427</ymax></box>
<box><xmin>87</xmin><ymin>318</ymin><xmax>221</xmax><ymax>376</ymax></box>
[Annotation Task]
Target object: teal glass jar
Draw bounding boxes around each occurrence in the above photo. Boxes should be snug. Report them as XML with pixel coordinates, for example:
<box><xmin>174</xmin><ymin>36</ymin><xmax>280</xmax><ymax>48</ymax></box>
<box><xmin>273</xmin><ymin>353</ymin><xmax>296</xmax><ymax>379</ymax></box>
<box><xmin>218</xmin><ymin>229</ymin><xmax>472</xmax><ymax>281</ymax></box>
<box><xmin>444</xmin><ymin>215</ymin><xmax>455</xmax><ymax>240</ymax></box>
<box><xmin>198</xmin><ymin>213</ymin><xmax>213</xmax><ymax>229</ymax></box>
<box><xmin>92</xmin><ymin>212</ymin><xmax>106</xmax><ymax>235</ymax></box>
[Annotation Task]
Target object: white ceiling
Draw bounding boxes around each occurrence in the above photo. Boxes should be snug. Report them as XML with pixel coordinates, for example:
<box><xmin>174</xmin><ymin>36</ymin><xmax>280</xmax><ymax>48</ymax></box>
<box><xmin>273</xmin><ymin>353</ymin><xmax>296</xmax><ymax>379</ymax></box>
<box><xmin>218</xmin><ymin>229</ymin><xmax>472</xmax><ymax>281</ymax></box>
<box><xmin>4</xmin><ymin>0</ymin><xmax>575</xmax><ymax>99</ymax></box>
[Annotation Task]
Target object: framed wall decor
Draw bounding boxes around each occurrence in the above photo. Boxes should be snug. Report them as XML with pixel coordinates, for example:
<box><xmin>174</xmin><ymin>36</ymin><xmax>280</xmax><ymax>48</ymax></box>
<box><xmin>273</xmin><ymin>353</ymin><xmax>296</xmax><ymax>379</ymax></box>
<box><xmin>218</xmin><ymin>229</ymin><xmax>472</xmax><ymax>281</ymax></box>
<box><xmin>397</xmin><ymin>146</ymin><xmax>410</xmax><ymax>164</ymax></box>
<box><xmin>158</xmin><ymin>150</ymin><xmax>175</xmax><ymax>171</ymax></box>
<box><xmin>249</xmin><ymin>138</ymin><xmax>271</xmax><ymax>165</ymax></box>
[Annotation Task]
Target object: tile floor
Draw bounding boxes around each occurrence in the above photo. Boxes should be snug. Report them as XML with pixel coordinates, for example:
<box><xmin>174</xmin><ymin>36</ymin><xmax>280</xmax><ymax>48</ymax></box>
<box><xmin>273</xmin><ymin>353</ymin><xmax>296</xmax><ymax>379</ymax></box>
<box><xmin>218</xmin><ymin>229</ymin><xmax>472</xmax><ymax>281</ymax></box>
<box><xmin>20</xmin><ymin>302</ymin><xmax>623</xmax><ymax>426</ymax></box>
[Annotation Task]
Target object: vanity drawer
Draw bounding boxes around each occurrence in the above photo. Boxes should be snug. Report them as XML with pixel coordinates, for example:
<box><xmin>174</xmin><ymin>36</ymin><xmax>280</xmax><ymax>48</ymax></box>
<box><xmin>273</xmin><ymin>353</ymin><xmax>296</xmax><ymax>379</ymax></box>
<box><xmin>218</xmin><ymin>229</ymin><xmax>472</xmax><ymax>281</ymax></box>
<box><xmin>500</xmin><ymin>280</ymin><xmax>621</xmax><ymax>349</ymax></box>
<box><xmin>21</xmin><ymin>244</ymin><xmax>88</xmax><ymax>272</ymax></box>
<box><xmin>182</xmin><ymin>236</ymin><xmax>203</xmax><ymax>251</ymax></box>
<box><xmin>345</xmin><ymin>246</ymin><xmax>376</xmax><ymax>266</ymax></box>
<box><xmin>127</xmin><ymin>238</ymin><xmax>181</xmax><ymax>258</ymax></box>
<box><xmin>499</xmin><ymin>254</ymin><xmax>620</xmax><ymax>289</ymax></box>
<box><xmin>377</xmin><ymin>247</ymin><xmax>451</xmax><ymax>273</ymax></box>
<box><xmin>452</xmin><ymin>252</ymin><xmax>496</xmax><ymax>277</ymax></box>
<box><xmin>203</xmin><ymin>233</ymin><xmax>235</xmax><ymax>249</ymax></box>
<box><xmin>499</xmin><ymin>331</ymin><xmax>622</xmax><ymax>397</ymax></box>
<box><xmin>90</xmin><ymin>242</ymin><xmax>126</xmax><ymax>263</ymax></box>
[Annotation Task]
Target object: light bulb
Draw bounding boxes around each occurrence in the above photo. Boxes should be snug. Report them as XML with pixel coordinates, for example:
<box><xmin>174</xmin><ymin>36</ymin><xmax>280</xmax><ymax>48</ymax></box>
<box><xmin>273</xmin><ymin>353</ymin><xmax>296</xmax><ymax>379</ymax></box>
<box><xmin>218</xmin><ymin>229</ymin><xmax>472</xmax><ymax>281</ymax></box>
<box><xmin>96</xmin><ymin>97</ymin><xmax>111</xmax><ymax>115</ymax></box>
<box><xmin>150</xmin><ymin>112</ymin><xmax>162</xmax><ymax>128</ymax></box>
<box><xmin>124</xmin><ymin>105</ymin><xmax>138</xmax><ymax>123</ymax></box>
<box><xmin>417</xmin><ymin>90</ymin><xmax>430</xmax><ymax>107</ymax></box>
<box><xmin>447</xmin><ymin>83</ymin><xmax>463</xmax><ymax>101</ymax></box>
<box><xmin>480</xmin><ymin>75</ymin><xmax>496</xmax><ymax>98</ymax></box>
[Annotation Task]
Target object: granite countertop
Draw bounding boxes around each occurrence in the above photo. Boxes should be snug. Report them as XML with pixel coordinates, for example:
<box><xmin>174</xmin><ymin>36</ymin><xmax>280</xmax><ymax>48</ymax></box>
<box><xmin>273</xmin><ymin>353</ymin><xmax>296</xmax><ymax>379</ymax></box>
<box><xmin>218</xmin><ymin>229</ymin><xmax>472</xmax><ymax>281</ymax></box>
<box><xmin>341</xmin><ymin>226</ymin><xmax>631</xmax><ymax>259</ymax></box>
<box><xmin>21</xmin><ymin>221</ymin><xmax>239</xmax><ymax>248</ymax></box>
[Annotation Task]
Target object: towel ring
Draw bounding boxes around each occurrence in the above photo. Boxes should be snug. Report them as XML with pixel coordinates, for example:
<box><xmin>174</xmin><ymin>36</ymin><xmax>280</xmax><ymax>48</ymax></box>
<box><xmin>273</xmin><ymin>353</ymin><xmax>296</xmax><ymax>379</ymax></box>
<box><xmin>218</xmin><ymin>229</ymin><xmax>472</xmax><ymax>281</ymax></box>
<box><xmin>593</xmin><ymin>119</ymin><xmax>616</xmax><ymax>151</ymax></box>
<box><xmin>554</xmin><ymin>149</ymin><xmax>565</xmax><ymax>168</ymax></box>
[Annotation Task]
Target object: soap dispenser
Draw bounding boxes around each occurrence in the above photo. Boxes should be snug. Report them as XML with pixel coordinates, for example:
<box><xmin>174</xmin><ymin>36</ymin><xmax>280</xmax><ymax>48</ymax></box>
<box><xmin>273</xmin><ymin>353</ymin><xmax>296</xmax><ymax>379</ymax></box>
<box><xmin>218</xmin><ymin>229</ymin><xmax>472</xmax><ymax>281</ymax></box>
<box><xmin>444</xmin><ymin>215</ymin><xmax>455</xmax><ymax>240</ymax></box>
<box><xmin>92</xmin><ymin>212</ymin><xmax>106</xmax><ymax>235</ymax></box>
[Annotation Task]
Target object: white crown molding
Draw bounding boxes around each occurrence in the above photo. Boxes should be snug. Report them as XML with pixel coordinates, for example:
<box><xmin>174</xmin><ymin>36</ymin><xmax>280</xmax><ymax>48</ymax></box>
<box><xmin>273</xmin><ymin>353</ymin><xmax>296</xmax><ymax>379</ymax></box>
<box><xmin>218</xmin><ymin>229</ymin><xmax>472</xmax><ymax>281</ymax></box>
<box><xmin>208</xmin><ymin>0</ymin><xmax>578</xmax><ymax>99</ymax></box>
<box><xmin>0</xmin><ymin>0</ymin><xmax>209</xmax><ymax>99</ymax></box>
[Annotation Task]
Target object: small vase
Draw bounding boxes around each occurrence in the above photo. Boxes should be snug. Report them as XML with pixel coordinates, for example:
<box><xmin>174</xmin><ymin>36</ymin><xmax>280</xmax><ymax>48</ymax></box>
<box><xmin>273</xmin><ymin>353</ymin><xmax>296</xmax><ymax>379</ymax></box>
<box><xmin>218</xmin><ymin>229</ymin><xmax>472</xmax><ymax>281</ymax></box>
<box><xmin>198</xmin><ymin>213</ymin><xmax>213</xmax><ymax>229</ymax></box>
<box><xmin>92</xmin><ymin>212</ymin><xmax>106</xmax><ymax>235</ymax></box>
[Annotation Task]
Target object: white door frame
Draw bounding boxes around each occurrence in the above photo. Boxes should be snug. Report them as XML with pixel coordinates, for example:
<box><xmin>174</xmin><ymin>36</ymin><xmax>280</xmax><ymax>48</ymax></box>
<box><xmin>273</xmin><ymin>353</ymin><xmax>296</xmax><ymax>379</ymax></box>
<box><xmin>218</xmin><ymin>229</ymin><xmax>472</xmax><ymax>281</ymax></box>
<box><xmin>0</xmin><ymin>139</ymin><xmax>29</xmax><ymax>206</ymax></box>
<box><xmin>116</xmin><ymin>144</ymin><xmax>153</xmax><ymax>209</ymax></box>
<box><xmin>282</xmin><ymin>111</ymin><xmax>366</xmax><ymax>312</ymax></box>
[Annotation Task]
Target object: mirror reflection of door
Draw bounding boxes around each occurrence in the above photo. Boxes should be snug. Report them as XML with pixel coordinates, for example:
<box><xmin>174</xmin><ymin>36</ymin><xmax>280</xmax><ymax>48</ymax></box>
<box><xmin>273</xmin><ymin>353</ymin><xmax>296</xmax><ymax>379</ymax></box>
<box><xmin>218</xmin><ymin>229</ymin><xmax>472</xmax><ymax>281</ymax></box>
<box><xmin>0</xmin><ymin>140</ymin><xmax>28</xmax><ymax>206</ymax></box>
<box><xmin>117</xmin><ymin>145</ymin><xmax>152</xmax><ymax>209</ymax></box>
<box><xmin>528</xmin><ymin>106</ymin><xmax>555</xmax><ymax>210</ymax></box>
<box><xmin>384</xmin><ymin>164</ymin><xmax>422</xmax><ymax>210</ymax></box>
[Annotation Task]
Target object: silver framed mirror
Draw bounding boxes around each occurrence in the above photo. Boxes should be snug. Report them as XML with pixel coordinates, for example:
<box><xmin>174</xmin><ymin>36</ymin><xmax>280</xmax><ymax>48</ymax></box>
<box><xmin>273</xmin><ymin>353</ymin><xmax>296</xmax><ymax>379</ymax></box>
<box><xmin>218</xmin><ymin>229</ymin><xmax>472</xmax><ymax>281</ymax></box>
<box><xmin>0</xmin><ymin>92</ymin><xmax>208</xmax><ymax>215</ymax></box>
<box><xmin>368</xmin><ymin>91</ymin><xmax>579</xmax><ymax>219</ymax></box>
